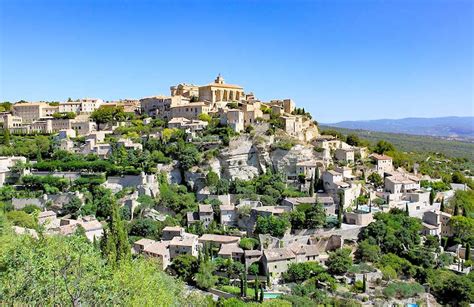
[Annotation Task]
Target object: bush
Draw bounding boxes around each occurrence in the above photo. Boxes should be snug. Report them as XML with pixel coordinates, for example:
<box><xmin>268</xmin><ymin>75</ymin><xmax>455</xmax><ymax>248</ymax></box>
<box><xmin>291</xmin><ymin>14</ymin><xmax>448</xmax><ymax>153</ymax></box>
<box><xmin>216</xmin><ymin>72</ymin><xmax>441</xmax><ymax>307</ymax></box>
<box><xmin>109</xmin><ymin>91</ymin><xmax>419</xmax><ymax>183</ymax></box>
<box><xmin>239</xmin><ymin>237</ymin><xmax>259</xmax><ymax>250</ymax></box>
<box><xmin>326</xmin><ymin>248</ymin><xmax>353</xmax><ymax>275</ymax></box>
<box><xmin>6</xmin><ymin>211</ymin><xmax>37</xmax><ymax>229</ymax></box>
<box><xmin>383</xmin><ymin>282</ymin><xmax>424</xmax><ymax>299</ymax></box>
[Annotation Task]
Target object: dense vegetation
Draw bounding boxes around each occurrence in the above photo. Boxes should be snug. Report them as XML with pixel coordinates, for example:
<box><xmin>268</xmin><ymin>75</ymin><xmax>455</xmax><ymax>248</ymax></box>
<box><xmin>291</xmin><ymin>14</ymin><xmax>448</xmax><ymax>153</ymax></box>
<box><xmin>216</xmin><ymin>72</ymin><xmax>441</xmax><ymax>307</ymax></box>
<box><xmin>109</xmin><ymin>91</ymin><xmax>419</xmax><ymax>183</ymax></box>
<box><xmin>320</xmin><ymin>125</ymin><xmax>474</xmax><ymax>161</ymax></box>
<box><xmin>0</xmin><ymin>213</ymin><xmax>210</xmax><ymax>306</ymax></box>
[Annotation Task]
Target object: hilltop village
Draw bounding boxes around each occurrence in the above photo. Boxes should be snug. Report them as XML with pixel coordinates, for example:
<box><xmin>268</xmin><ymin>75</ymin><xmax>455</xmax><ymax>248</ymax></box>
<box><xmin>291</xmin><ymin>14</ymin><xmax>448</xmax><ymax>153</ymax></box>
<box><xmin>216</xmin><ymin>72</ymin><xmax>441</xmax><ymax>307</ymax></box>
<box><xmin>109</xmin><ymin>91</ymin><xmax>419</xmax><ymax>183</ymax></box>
<box><xmin>1</xmin><ymin>75</ymin><xmax>473</xmax><ymax>306</ymax></box>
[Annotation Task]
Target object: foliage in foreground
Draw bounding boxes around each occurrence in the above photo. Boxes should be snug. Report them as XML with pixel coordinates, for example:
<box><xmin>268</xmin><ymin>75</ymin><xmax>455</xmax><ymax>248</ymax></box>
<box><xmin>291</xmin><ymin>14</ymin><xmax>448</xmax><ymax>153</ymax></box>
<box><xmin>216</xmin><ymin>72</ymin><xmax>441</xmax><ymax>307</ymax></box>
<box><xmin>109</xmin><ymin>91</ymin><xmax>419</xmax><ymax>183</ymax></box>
<box><xmin>0</xmin><ymin>219</ymin><xmax>209</xmax><ymax>306</ymax></box>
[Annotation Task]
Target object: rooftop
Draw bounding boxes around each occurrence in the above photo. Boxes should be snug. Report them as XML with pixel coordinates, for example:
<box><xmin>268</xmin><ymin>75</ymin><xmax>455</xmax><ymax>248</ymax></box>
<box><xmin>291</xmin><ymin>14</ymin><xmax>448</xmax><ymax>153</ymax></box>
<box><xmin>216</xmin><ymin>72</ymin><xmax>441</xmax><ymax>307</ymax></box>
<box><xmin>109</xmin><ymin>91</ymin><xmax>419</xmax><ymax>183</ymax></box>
<box><xmin>264</xmin><ymin>248</ymin><xmax>295</xmax><ymax>262</ymax></box>
<box><xmin>370</xmin><ymin>153</ymin><xmax>392</xmax><ymax>161</ymax></box>
<box><xmin>199</xmin><ymin>234</ymin><xmax>240</xmax><ymax>244</ymax></box>
<box><xmin>199</xmin><ymin>204</ymin><xmax>213</xmax><ymax>213</ymax></box>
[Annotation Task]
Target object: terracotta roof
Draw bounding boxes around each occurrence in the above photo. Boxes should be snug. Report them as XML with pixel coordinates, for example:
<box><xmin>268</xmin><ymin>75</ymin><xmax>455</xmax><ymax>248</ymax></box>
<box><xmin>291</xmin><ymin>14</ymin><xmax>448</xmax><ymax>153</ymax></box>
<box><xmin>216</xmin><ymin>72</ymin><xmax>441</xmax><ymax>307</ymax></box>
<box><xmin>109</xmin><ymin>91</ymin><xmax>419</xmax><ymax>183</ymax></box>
<box><xmin>201</xmin><ymin>83</ymin><xmax>243</xmax><ymax>89</ymax></box>
<box><xmin>199</xmin><ymin>204</ymin><xmax>213</xmax><ymax>213</ymax></box>
<box><xmin>264</xmin><ymin>248</ymin><xmax>295</xmax><ymax>262</ymax></box>
<box><xmin>218</xmin><ymin>243</ymin><xmax>244</xmax><ymax>256</ymax></box>
<box><xmin>199</xmin><ymin>234</ymin><xmax>240</xmax><ymax>244</ymax></box>
<box><xmin>245</xmin><ymin>250</ymin><xmax>263</xmax><ymax>257</ymax></box>
<box><xmin>163</xmin><ymin>226</ymin><xmax>184</xmax><ymax>232</ymax></box>
<box><xmin>370</xmin><ymin>153</ymin><xmax>392</xmax><ymax>160</ymax></box>
<box><xmin>254</xmin><ymin>206</ymin><xmax>286</xmax><ymax>214</ymax></box>
<box><xmin>135</xmin><ymin>238</ymin><xmax>156</xmax><ymax>247</ymax></box>
<box><xmin>220</xmin><ymin>204</ymin><xmax>235</xmax><ymax>211</ymax></box>
<box><xmin>144</xmin><ymin>241</ymin><xmax>170</xmax><ymax>256</ymax></box>
<box><xmin>170</xmin><ymin>234</ymin><xmax>198</xmax><ymax>247</ymax></box>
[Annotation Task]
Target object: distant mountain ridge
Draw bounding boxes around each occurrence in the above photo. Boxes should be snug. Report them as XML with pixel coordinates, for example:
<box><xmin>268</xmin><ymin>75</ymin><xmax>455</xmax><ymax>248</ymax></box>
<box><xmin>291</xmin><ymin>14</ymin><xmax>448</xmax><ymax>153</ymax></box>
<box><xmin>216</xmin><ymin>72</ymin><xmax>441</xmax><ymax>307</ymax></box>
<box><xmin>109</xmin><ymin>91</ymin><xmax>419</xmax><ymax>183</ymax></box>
<box><xmin>325</xmin><ymin>116</ymin><xmax>474</xmax><ymax>140</ymax></box>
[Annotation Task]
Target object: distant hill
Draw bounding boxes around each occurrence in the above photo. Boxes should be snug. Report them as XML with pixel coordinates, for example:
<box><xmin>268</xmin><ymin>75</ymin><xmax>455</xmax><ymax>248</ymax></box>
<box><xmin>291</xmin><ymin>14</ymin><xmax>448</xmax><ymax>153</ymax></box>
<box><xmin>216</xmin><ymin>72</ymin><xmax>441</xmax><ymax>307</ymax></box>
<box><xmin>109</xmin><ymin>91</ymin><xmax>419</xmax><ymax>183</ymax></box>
<box><xmin>325</xmin><ymin>116</ymin><xmax>474</xmax><ymax>141</ymax></box>
<box><xmin>319</xmin><ymin>125</ymin><xmax>474</xmax><ymax>161</ymax></box>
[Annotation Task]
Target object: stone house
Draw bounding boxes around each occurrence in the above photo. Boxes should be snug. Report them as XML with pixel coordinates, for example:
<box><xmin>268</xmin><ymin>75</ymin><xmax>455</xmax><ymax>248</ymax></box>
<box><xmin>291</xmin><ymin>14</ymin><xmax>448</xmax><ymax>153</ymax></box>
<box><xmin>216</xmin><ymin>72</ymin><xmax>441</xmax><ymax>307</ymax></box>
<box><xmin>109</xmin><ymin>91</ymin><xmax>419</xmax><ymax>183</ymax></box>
<box><xmin>198</xmin><ymin>234</ymin><xmax>240</xmax><ymax>248</ymax></box>
<box><xmin>133</xmin><ymin>239</ymin><xmax>171</xmax><ymax>269</ymax></box>
<box><xmin>244</xmin><ymin>250</ymin><xmax>263</xmax><ymax>268</ymax></box>
<box><xmin>223</xmin><ymin>109</ymin><xmax>245</xmax><ymax>132</ymax></box>
<box><xmin>344</xmin><ymin>211</ymin><xmax>374</xmax><ymax>226</ymax></box>
<box><xmin>168</xmin><ymin>233</ymin><xmax>199</xmax><ymax>259</ymax></box>
<box><xmin>199</xmin><ymin>204</ymin><xmax>214</xmax><ymax>227</ymax></box>
<box><xmin>170</xmin><ymin>102</ymin><xmax>211</xmax><ymax>120</ymax></box>
<box><xmin>262</xmin><ymin>247</ymin><xmax>296</xmax><ymax>278</ymax></box>
<box><xmin>384</xmin><ymin>173</ymin><xmax>420</xmax><ymax>194</ymax></box>
<box><xmin>422</xmin><ymin>210</ymin><xmax>453</xmax><ymax>237</ymax></box>
<box><xmin>335</xmin><ymin>148</ymin><xmax>355</xmax><ymax>163</ymax></box>
<box><xmin>0</xmin><ymin>156</ymin><xmax>27</xmax><ymax>187</ymax></box>
<box><xmin>162</xmin><ymin>226</ymin><xmax>185</xmax><ymax>241</ymax></box>
<box><xmin>370</xmin><ymin>153</ymin><xmax>393</xmax><ymax>176</ymax></box>
<box><xmin>220</xmin><ymin>204</ymin><xmax>237</xmax><ymax>226</ymax></box>
<box><xmin>217</xmin><ymin>243</ymin><xmax>244</xmax><ymax>262</ymax></box>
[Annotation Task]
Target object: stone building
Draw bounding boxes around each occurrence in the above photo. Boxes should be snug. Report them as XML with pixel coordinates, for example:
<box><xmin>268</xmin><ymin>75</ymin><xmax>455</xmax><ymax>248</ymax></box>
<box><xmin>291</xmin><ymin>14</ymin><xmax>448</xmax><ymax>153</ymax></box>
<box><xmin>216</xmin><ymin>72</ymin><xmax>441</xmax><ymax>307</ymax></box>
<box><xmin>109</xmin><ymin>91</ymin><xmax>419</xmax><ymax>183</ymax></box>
<box><xmin>12</xmin><ymin>102</ymin><xmax>58</xmax><ymax>123</ymax></box>
<box><xmin>139</xmin><ymin>95</ymin><xmax>189</xmax><ymax>118</ymax></box>
<box><xmin>170</xmin><ymin>83</ymin><xmax>199</xmax><ymax>98</ymax></box>
<box><xmin>170</xmin><ymin>102</ymin><xmax>211</xmax><ymax>120</ymax></box>
<box><xmin>198</xmin><ymin>74</ymin><xmax>245</xmax><ymax>103</ymax></box>
<box><xmin>370</xmin><ymin>153</ymin><xmax>393</xmax><ymax>176</ymax></box>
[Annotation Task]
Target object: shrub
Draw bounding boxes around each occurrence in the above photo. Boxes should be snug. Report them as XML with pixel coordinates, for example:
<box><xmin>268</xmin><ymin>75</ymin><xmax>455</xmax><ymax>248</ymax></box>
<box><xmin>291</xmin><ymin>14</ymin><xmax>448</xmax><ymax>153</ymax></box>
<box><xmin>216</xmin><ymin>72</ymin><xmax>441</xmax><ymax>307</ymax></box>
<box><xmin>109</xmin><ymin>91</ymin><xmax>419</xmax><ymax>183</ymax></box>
<box><xmin>383</xmin><ymin>282</ymin><xmax>424</xmax><ymax>299</ymax></box>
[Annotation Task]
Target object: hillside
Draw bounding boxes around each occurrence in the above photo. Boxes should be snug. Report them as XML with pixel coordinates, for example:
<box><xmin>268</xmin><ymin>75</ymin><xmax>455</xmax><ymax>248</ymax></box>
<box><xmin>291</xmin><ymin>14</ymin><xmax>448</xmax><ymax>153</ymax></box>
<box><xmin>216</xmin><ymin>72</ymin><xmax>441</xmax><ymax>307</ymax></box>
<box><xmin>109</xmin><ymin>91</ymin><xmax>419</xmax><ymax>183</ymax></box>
<box><xmin>325</xmin><ymin>116</ymin><xmax>474</xmax><ymax>141</ymax></box>
<box><xmin>320</xmin><ymin>125</ymin><xmax>474</xmax><ymax>161</ymax></box>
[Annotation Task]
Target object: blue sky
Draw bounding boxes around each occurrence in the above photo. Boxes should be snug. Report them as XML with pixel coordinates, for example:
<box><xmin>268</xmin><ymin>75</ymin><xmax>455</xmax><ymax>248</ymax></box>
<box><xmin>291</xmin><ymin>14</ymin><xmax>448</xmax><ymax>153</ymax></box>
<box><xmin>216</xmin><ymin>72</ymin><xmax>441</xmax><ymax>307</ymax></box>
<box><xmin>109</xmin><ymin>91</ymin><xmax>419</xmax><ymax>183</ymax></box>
<box><xmin>0</xmin><ymin>0</ymin><xmax>472</xmax><ymax>122</ymax></box>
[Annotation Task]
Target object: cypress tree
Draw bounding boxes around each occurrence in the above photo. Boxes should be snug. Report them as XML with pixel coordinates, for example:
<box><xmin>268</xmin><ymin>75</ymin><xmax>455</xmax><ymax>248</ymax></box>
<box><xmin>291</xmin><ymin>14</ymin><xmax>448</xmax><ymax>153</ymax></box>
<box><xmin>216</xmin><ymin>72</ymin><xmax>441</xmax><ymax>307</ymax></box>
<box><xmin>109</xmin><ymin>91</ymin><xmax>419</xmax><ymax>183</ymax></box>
<box><xmin>440</xmin><ymin>197</ymin><xmax>445</xmax><ymax>212</ymax></box>
<box><xmin>240</xmin><ymin>273</ymin><xmax>244</xmax><ymax>297</ymax></box>
<box><xmin>315</xmin><ymin>167</ymin><xmax>320</xmax><ymax>190</ymax></box>
<box><xmin>405</xmin><ymin>203</ymin><xmax>409</xmax><ymax>216</ymax></box>
<box><xmin>337</xmin><ymin>192</ymin><xmax>344</xmax><ymax>228</ymax></box>
<box><xmin>254</xmin><ymin>278</ymin><xmax>259</xmax><ymax>301</ymax></box>
<box><xmin>260</xmin><ymin>284</ymin><xmax>264</xmax><ymax>302</ymax></box>
<box><xmin>454</xmin><ymin>203</ymin><xmax>460</xmax><ymax>216</ymax></box>
<box><xmin>362</xmin><ymin>274</ymin><xmax>367</xmax><ymax>293</ymax></box>
<box><xmin>466</xmin><ymin>243</ymin><xmax>471</xmax><ymax>261</ymax></box>
<box><xmin>3</xmin><ymin>129</ymin><xmax>10</xmax><ymax>146</ymax></box>
<box><xmin>100</xmin><ymin>199</ymin><xmax>131</xmax><ymax>265</ymax></box>
<box><xmin>429</xmin><ymin>190</ymin><xmax>435</xmax><ymax>206</ymax></box>
<box><xmin>243</xmin><ymin>271</ymin><xmax>248</xmax><ymax>297</ymax></box>
<box><xmin>309</xmin><ymin>175</ymin><xmax>314</xmax><ymax>196</ymax></box>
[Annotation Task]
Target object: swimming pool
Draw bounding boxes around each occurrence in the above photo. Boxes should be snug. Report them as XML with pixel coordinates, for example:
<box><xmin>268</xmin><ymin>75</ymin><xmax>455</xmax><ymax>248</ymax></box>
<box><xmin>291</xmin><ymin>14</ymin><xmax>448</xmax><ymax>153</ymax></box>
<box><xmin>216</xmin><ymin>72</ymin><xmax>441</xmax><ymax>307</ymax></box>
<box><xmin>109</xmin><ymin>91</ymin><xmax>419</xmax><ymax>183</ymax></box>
<box><xmin>263</xmin><ymin>292</ymin><xmax>283</xmax><ymax>299</ymax></box>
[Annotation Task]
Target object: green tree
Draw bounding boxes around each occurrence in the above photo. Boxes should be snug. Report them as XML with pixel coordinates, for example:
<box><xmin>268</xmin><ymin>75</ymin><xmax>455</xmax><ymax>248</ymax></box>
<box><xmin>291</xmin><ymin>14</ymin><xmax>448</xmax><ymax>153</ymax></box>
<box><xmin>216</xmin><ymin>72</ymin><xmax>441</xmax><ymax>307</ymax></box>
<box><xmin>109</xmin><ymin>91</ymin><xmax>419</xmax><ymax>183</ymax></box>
<box><xmin>429</xmin><ymin>189</ymin><xmax>436</xmax><ymax>206</ymax></box>
<box><xmin>254</xmin><ymin>278</ymin><xmax>259</xmax><ymax>301</ymax></box>
<box><xmin>206</xmin><ymin>171</ymin><xmax>219</xmax><ymax>187</ymax></box>
<box><xmin>169</xmin><ymin>254</ymin><xmax>199</xmax><ymax>282</ymax></box>
<box><xmin>440</xmin><ymin>197</ymin><xmax>445</xmax><ymax>212</ymax></box>
<box><xmin>449</xmin><ymin>216</ymin><xmax>474</xmax><ymax>243</ymax></box>
<box><xmin>100</xmin><ymin>201</ymin><xmax>131</xmax><ymax>265</ymax></box>
<box><xmin>255</xmin><ymin>215</ymin><xmax>290</xmax><ymax>238</ymax></box>
<box><xmin>346</xmin><ymin>134</ymin><xmax>361</xmax><ymax>146</ymax></box>
<box><xmin>6</xmin><ymin>211</ymin><xmax>37</xmax><ymax>229</ymax></box>
<box><xmin>239</xmin><ymin>237</ymin><xmax>259</xmax><ymax>250</ymax></box>
<box><xmin>0</xmin><ymin>220</ymin><xmax>209</xmax><ymax>306</ymax></box>
<box><xmin>304</xmin><ymin>203</ymin><xmax>326</xmax><ymax>229</ymax></box>
<box><xmin>326</xmin><ymin>248</ymin><xmax>352</xmax><ymax>275</ymax></box>
<box><xmin>356</xmin><ymin>239</ymin><xmax>381</xmax><ymax>262</ymax></box>
<box><xmin>128</xmin><ymin>218</ymin><xmax>161</xmax><ymax>239</ymax></box>
<box><xmin>3</xmin><ymin>129</ymin><xmax>10</xmax><ymax>146</ymax></box>
<box><xmin>288</xmin><ymin>210</ymin><xmax>306</xmax><ymax>230</ymax></box>
<box><xmin>283</xmin><ymin>262</ymin><xmax>325</xmax><ymax>282</ymax></box>
<box><xmin>373</xmin><ymin>140</ymin><xmax>395</xmax><ymax>154</ymax></box>
<box><xmin>62</xmin><ymin>196</ymin><xmax>82</xmax><ymax>218</ymax></box>
<box><xmin>367</xmin><ymin>172</ymin><xmax>383</xmax><ymax>188</ymax></box>
<box><xmin>195</xmin><ymin>261</ymin><xmax>218</xmax><ymax>289</ymax></box>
